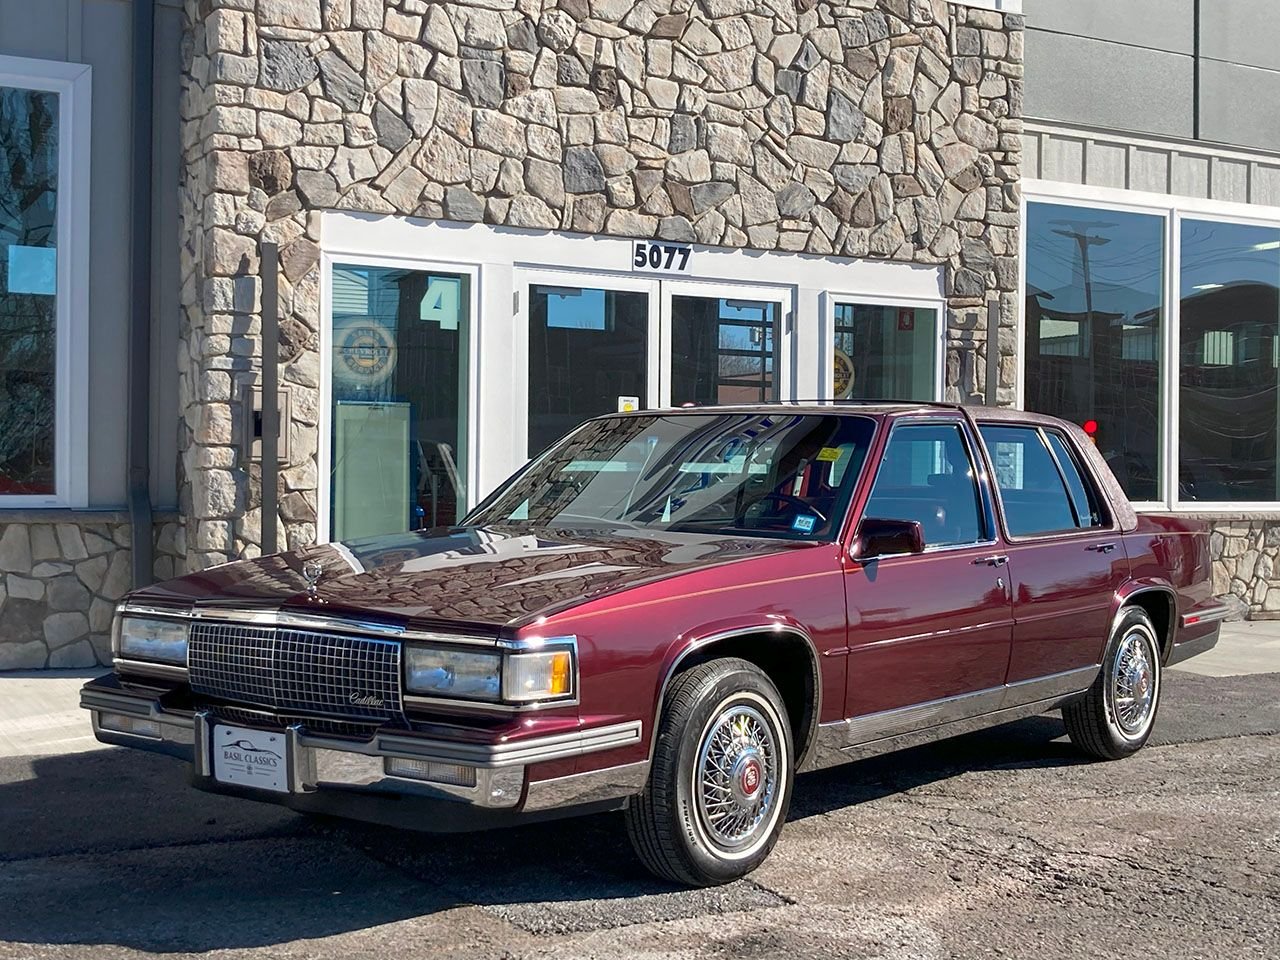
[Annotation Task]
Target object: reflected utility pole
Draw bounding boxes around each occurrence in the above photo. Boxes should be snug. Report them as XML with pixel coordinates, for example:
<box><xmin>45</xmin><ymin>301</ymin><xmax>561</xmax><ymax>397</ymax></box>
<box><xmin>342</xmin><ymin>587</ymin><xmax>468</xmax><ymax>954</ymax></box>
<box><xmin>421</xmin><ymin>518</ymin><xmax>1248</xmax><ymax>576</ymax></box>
<box><xmin>1052</xmin><ymin>221</ymin><xmax>1114</xmax><ymax>424</ymax></box>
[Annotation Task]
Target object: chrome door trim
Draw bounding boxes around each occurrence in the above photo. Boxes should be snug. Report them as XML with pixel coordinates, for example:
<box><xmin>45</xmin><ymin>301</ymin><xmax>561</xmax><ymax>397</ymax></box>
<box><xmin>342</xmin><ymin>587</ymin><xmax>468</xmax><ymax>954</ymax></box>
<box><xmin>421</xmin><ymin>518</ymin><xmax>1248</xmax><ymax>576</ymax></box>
<box><xmin>801</xmin><ymin>667</ymin><xmax>1098</xmax><ymax>772</ymax></box>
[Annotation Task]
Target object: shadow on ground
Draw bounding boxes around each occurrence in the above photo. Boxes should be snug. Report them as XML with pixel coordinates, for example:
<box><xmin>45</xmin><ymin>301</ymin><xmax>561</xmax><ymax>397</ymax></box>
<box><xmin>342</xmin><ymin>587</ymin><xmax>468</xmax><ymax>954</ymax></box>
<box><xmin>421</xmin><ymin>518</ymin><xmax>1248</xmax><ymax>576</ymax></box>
<box><xmin>0</xmin><ymin>670</ymin><xmax>1275</xmax><ymax>952</ymax></box>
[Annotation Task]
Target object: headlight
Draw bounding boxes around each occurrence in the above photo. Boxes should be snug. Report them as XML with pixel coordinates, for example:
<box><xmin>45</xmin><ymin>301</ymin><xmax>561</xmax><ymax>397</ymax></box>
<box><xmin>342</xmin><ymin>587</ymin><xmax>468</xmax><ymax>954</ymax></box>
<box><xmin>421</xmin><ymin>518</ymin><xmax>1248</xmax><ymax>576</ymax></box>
<box><xmin>404</xmin><ymin>647</ymin><xmax>502</xmax><ymax>702</ymax></box>
<box><xmin>403</xmin><ymin>640</ymin><xmax>576</xmax><ymax>705</ymax></box>
<box><xmin>114</xmin><ymin>615</ymin><xmax>189</xmax><ymax>665</ymax></box>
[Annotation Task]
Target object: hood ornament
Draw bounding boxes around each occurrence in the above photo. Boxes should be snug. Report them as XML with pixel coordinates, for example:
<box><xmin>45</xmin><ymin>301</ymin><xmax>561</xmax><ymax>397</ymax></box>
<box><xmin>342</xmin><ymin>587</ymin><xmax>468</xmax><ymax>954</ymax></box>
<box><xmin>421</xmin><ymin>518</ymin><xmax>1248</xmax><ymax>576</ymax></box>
<box><xmin>301</xmin><ymin>559</ymin><xmax>325</xmax><ymax>601</ymax></box>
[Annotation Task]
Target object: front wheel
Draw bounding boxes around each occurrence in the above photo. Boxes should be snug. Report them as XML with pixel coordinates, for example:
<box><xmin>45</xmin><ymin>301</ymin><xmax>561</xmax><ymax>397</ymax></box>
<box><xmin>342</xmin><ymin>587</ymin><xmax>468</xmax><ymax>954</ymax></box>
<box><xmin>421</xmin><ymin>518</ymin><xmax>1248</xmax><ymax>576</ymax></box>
<box><xmin>1063</xmin><ymin>607</ymin><xmax>1163</xmax><ymax>760</ymax></box>
<box><xmin>626</xmin><ymin>657</ymin><xmax>794</xmax><ymax>886</ymax></box>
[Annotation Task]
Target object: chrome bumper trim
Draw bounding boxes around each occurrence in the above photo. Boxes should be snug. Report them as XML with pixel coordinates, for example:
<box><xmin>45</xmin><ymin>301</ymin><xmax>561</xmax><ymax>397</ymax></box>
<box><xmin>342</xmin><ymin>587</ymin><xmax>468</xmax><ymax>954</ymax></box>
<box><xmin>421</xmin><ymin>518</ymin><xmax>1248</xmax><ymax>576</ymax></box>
<box><xmin>522</xmin><ymin>760</ymin><xmax>650</xmax><ymax>812</ymax></box>
<box><xmin>375</xmin><ymin>721</ymin><xmax>642</xmax><ymax>769</ymax></box>
<box><xmin>1180</xmin><ymin>603</ymin><xmax>1231</xmax><ymax>628</ymax></box>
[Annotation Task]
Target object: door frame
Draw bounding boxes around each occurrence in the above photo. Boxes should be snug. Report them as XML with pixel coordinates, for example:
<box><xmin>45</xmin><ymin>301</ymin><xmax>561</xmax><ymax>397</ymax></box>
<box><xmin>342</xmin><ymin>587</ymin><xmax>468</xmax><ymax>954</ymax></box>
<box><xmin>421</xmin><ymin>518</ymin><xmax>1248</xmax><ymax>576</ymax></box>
<box><xmin>513</xmin><ymin>266</ymin><xmax>661</xmax><ymax>465</ymax></box>
<box><xmin>660</xmin><ymin>278</ymin><xmax>795</xmax><ymax>407</ymax></box>
<box><xmin>318</xmin><ymin>251</ymin><xmax>482</xmax><ymax>542</ymax></box>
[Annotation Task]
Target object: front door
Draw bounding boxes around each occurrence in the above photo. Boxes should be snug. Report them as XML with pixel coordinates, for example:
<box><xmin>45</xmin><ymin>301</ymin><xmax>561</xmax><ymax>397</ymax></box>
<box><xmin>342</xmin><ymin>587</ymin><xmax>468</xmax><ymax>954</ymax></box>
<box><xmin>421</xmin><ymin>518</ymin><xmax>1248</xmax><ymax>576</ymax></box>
<box><xmin>843</xmin><ymin>419</ymin><xmax>1014</xmax><ymax>722</ymax></box>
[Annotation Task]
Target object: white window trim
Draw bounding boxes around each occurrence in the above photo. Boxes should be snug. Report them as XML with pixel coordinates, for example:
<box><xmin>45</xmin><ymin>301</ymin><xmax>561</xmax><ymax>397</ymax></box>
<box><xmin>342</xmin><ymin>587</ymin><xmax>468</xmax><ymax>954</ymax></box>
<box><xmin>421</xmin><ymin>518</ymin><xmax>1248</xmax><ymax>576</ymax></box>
<box><xmin>0</xmin><ymin>55</ymin><xmax>91</xmax><ymax>509</ymax></box>
<box><xmin>319</xmin><ymin>212</ymin><xmax>945</xmax><ymax>541</ymax></box>
<box><xmin>960</xmin><ymin>0</ymin><xmax>1022</xmax><ymax>12</ymax></box>
<box><xmin>1023</xmin><ymin>178</ymin><xmax>1280</xmax><ymax>514</ymax></box>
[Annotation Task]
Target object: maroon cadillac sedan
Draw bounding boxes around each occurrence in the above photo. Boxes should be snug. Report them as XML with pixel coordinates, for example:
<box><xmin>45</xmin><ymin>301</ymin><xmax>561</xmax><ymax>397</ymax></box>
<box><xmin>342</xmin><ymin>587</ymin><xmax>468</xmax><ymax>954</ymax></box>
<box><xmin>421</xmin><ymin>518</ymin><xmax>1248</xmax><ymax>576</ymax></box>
<box><xmin>82</xmin><ymin>403</ymin><xmax>1224</xmax><ymax>886</ymax></box>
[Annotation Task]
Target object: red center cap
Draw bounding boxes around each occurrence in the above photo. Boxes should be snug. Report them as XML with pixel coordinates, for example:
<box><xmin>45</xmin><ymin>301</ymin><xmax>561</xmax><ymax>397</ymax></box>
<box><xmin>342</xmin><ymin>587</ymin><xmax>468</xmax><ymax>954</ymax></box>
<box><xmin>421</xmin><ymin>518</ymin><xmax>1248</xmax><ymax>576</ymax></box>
<box><xmin>740</xmin><ymin>759</ymin><xmax>762</xmax><ymax>796</ymax></box>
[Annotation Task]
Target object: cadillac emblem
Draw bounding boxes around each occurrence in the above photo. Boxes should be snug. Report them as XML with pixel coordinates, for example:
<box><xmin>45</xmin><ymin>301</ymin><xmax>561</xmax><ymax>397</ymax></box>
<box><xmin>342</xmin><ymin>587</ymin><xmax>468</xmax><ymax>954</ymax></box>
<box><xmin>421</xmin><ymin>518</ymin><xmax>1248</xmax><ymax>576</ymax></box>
<box><xmin>302</xmin><ymin>559</ymin><xmax>324</xmax><ymax>600</ymax></box>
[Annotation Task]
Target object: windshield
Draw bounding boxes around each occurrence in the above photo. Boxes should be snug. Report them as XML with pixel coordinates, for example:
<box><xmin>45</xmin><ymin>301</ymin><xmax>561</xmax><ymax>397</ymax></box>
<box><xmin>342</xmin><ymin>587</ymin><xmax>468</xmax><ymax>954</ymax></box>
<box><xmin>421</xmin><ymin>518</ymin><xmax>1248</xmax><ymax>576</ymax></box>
<box><xmin>469</xmin><ymin>412</ymin><xmax>877</xmax><ymax>540</ymax></box>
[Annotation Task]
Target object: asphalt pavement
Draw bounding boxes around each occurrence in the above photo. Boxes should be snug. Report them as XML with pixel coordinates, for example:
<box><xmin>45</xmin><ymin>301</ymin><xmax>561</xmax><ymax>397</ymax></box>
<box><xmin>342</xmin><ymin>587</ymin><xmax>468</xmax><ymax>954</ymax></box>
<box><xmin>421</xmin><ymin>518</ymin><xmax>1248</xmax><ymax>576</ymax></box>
<box><xmin>0</xmin><ymin>661</ymin><xmax>1277</xmax><ymax>959</ymax></box>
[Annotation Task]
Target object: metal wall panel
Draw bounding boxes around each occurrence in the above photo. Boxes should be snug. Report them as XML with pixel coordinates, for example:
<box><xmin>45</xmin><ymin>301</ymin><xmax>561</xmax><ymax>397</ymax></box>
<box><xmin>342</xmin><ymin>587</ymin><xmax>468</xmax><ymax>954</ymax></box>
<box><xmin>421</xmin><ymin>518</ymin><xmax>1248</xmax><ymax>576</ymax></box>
<box><xmin>1024</xmin><ymin>30</ymin><xmax>1195</xmax><ymax>140</ymax></box>
<box><xmin>1040</xmin><ymin>134</ymin><xmax>1084</xmax><ymax>184</ymax></box>
<box><xmin>1200</xmin><ymin>0</ymin><xmax>1280</xmax><ymax>73</ymax></box>
<box><xmin>1199</xmin><ymin>59</ymin><xmax>1280</xmax><ymax>155</ymax></box>
<box><xmin>1171</xmin><ymin>153</ymin><xmax>1211</xmax><ymax>198</ymax></box>
<box><xmin>0</xmin><ymin>0</ymin><xmax>70</xmax><ymax>60</ymax></box>
<box><xmin>1084</xmin><ymin>141</ymin><xmax>1127</xmax><ymax>189</ymax></box>
<box><xmin>1131</xmin><ymin>148</ymin><xmax>1171</xmax><ymax>195</ymax></box>
<box><xmin>1023</xmin><ymin>0</ymin><xmax>1194</xmax><ymax>55</ymax></box>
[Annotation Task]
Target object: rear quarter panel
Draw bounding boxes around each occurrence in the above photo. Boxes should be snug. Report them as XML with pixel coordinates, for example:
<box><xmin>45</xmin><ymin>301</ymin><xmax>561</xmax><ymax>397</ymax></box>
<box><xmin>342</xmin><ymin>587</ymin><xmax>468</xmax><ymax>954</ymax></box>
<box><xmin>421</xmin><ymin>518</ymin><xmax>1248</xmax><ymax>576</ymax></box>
<box><xmin>1123</xmin><ymin>514</ymin><xmax>1217</xmax><ymax>653</ymax></box>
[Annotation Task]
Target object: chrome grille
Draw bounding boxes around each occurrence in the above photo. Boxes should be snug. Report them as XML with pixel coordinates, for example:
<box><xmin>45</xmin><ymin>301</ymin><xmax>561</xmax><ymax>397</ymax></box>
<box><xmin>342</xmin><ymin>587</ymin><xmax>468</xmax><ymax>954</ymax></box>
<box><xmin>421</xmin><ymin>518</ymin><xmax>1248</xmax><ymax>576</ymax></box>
<box><xmin>189</xmin><ymin>621</ymin><xmax>403</xmax><ymax>721</ymax></box>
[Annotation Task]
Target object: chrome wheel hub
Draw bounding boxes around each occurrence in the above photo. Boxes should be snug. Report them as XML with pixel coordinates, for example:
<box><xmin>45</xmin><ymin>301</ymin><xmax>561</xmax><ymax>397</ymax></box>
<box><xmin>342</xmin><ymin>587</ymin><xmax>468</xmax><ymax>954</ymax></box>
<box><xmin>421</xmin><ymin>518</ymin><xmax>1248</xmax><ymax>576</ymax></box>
<box><xmin>1111</xmin><ymin>628</ymin><xmax>1157</xmax><ymax>736</ymax></box>
<box><xmin>695</xmin><ymin>704</ymin><xmax>778</xmax><ymax>852</ymax></box>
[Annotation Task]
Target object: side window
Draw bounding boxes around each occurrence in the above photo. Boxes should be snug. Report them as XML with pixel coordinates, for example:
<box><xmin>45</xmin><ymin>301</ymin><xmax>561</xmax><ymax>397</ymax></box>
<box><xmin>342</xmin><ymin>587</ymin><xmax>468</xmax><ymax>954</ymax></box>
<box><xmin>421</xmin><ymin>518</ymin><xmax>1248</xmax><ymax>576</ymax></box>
<box><xmin>980</xmin><ymin>425</ymin><xmax>1086</xmax><ymax>536</ymax></box>
<box><xmin>1045</xmin><ymin>431</ymin><xmax>1106</xmax><ymax>528</ymax></box>
<box><xmin>863</xmin><ymin>424</ymin><xmax>986</xmax><ymax>547</ymax></box>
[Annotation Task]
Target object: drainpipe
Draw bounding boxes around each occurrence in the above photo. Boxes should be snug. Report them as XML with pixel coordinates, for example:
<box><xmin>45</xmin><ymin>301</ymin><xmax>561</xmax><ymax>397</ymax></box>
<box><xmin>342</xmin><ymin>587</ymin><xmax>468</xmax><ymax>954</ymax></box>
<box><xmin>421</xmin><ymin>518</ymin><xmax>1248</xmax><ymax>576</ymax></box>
<box><xmin>127</xmin><ymin>0</ymin><xmax>155</xmax><ymax>588</ymax></box>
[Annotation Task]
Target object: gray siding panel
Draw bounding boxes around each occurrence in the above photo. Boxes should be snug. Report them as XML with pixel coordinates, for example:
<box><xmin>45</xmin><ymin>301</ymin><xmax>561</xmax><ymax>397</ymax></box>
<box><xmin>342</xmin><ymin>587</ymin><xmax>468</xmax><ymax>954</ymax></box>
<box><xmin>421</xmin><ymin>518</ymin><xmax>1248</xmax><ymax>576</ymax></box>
<box><xmin>1023</xmin><ymin>0</ymin><xmax>1194</xmax><ymax>54</ymax></box>
<box><xmin>0</xmin><ymin>0</ymin><xmax>70</xmax><ymax>60</ymax></box>
<box><xmin>1199</xmin><ymin>59</ymin><xmax>1280</xmax><ymax>155</ymax></box>
<box><xmin>82</xmin><ymin>0</ymin><xmax>132</xmax><ymax>506</ymax></box>
<box><xmin>1025</xmin><ymin>29</ymin><xmax>1195</xmax><ymax>140</ymax></box>
<box><xmin>1200</xmin><ymin>0</ymin><xmax>1280</xmax><ymax>73</ymax></box>
<box><xmin>151</xmin><ymin>3</ymin><xmax>182</xmax><ymax>509</ymax></box>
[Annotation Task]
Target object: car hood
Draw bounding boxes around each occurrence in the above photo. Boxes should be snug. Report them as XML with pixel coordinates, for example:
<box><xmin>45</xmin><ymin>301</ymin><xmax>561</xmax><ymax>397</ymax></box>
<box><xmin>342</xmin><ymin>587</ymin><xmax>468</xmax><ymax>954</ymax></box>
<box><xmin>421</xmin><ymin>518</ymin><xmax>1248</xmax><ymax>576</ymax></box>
<box><xmin>132</xmin><ymin>525</ymin><xmax>814</xmax><ymax>632</ymax></box>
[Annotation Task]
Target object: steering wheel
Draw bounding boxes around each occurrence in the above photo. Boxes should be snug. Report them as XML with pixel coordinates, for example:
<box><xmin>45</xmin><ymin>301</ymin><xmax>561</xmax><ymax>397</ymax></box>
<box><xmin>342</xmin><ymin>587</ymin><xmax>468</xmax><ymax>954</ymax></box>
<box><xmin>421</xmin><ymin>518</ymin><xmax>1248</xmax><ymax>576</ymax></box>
<box><xmin>737</xmin><ymin>492</ymin><xmax>827</xmax><ymax>525</ymax></box>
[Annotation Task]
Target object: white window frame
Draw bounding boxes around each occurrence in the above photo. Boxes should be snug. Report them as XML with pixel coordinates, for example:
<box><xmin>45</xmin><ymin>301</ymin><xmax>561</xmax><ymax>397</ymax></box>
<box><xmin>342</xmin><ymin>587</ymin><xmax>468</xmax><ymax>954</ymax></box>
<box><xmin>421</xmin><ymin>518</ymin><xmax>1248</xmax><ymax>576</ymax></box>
<box><xmin>317</xmin><ymin>251</ymin><xmax>481</xmax><ymax>542</ymax></box>
<box><xmin>822</xmin><ymin>293</ymin><xmax>947</xmax><ymax>403</ymax></box>
<box><xmin>0</xmin><ymin>55</ymin><xmax>91</xmax><ymax>508</ymax></box>
<box><xmin>1023</xmin><ymin>178</ymin><xmax>1280</xmax><ymax>514</ymax></box>
<box><xmin>319</xmin><ymin>212</ymin><xmax>945</xmax><ymax>542</ymax></box>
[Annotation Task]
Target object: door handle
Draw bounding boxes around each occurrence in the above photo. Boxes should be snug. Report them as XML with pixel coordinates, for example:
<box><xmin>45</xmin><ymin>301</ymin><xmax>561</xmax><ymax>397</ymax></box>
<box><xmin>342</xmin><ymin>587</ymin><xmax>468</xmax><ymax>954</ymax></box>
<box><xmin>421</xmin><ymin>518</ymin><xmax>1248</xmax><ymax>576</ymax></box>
<box><xmin>1087</xmin><ymin>543</ymin><xmax>1117</xmax><ymax>554</ymax></box>
<box><xmin>974</xmin><ymin>555</ymin><xmax>1008</xmax><ymax>566</ymax></box>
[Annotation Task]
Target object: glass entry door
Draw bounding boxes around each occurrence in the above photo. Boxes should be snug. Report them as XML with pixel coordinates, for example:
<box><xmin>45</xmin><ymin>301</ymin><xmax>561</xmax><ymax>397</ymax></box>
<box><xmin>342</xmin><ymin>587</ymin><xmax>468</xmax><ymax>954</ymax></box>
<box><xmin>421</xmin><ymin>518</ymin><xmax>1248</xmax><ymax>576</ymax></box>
<box><xmin>517</xmin><ymin>272</ymin><xmax>791</xmax><ymax>461</ymax></box>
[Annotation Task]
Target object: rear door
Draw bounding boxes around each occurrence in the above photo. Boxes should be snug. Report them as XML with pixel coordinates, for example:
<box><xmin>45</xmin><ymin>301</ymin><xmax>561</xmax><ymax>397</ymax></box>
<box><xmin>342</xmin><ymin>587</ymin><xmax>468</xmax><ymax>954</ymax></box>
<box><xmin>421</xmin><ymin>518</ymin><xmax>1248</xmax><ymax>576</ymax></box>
<box><xmin>842</xmin><ymin>419</ymin><xmax>1013</xmax><ymax>720</ymax></box>
<box><xmin>976</xmin><ymin>423</ymin><xmax>1129</xmax><ymax>700</ymax></box>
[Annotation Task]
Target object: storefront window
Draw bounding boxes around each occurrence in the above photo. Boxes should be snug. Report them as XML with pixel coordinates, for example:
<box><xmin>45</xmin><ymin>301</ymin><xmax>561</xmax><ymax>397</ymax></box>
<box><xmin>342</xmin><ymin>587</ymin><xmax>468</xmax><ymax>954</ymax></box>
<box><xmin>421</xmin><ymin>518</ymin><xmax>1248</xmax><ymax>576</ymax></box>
<box><xmin>832</xmin><ymin>303</ymin><xmax>936</xmax><ymax>401</ymax></box>
<box><xmin>1180</xmin><ymin>220</ymin><xmax>1280</xmax><ymax>502</ymax></box>
<box><xmin>1024</xmin><ymin>202</ymin><xmax>1165</xmax><ymax>502</ymax></box>
<box><xmin>0</xmin><ymin>85</ymin><xmax>58</xmax><ymax>495</ymax></box>
<box><xmin>528</xmin><ymin>284</ymin><xmax>648</xmax><ymax>458</ymax></box>
<box><xmin>329</xmin><ymin>264</ymin><xmax>469</xmax><ymax>540</ymax></box>
<box><xmin>671</xmin><ymin>295</ymin><xmax>777</xmax><ymax>406</ymax></box>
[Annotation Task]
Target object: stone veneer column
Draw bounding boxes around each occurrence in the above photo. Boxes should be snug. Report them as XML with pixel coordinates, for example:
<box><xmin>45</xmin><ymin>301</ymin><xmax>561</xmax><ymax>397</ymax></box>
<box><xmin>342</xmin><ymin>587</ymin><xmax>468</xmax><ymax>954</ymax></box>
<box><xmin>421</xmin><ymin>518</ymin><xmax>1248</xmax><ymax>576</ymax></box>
<box><xmin>176</xmin><ymin>0</ymin><xmax>1023</xmax><ymax>572</ymax></box>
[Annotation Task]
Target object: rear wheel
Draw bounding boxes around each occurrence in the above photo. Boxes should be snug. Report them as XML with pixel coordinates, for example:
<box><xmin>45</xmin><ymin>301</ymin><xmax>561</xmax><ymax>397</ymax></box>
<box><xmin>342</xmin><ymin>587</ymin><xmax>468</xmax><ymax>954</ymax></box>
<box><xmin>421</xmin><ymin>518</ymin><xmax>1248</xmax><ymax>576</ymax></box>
<box><xmin>626</xmin><ymin>658</ymin><xmax>793</xmax><ymax>887</ymax></box>
<box><xmin>1063</xmin><ymin>607</ymin><xmax>1162</xmax><ymax>760</ymax></box>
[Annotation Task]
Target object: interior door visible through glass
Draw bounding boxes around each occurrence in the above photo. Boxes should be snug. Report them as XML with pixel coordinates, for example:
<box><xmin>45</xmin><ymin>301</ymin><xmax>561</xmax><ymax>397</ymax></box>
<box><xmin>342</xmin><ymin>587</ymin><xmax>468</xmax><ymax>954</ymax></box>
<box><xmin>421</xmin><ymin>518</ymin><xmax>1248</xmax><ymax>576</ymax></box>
<box><xmin>833</xmin><ymin>303</ymin><xmax>937</xmax><ymax>401</ymax></box>
<box><xmin>329</xmin><ymin>264</ymin><xmax>469</xmax><ymax>540</ymax></box>
<box><xmin>528</xmin><ymin>284</ymin><xmax>649</xmax><ymax>459</ymax></box>
<box><xmin>671</xmin><ymin>295</ymin><xmax>779</xmax><ymax>405</ymax></box>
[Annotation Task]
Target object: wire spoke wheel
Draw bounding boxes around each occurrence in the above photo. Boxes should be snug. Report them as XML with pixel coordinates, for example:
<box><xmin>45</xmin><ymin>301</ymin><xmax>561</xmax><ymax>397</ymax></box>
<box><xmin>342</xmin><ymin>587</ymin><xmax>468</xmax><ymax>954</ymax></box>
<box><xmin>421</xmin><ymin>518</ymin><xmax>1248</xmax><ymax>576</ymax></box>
<box><xmin>1108</xmin><ymin>626</ymin><xmax>1158</xmax><ymax>738</ymax></box>
<box><xmin>694</xmin><ymin>703</ymin><xmax>779</xmax><ymax>852</ymax></box>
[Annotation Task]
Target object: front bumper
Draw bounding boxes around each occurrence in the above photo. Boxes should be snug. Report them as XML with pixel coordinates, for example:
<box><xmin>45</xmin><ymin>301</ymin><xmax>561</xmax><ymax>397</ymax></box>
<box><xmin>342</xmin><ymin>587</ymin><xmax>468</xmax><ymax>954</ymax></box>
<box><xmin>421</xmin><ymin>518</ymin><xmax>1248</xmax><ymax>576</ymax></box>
<box><xmin>81</xmin><ymin>677</ymin><xmax>647</xmax><ymax>831</ymax></box>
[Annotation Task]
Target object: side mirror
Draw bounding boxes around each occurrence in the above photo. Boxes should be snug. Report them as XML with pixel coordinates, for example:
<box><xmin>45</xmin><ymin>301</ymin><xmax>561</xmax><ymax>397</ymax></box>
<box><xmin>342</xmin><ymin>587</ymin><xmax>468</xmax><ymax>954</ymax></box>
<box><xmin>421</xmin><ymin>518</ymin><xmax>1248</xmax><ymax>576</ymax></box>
<box><xmin>854</xmin><ymin>518</ymin><xmax>925</xmax><ymax>560</ymax></box>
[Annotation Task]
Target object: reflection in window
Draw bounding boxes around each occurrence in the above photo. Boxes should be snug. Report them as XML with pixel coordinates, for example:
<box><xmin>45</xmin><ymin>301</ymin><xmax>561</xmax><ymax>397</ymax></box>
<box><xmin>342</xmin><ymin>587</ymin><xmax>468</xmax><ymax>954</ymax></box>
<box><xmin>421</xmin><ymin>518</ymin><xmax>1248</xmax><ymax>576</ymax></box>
<box><xmin>832</xmin><ymin>304</ymin><xmax>936</xmax><ymax>401</ymax></box>
<box><xmin>0</xmin><ymin>86</ymin><xmax>58</xmax><ymax>495</ymax></box>
<box><xmin>1024</xmin><ymin>203</ymin><xmax>1164</xmax><ymax>501</ymax></box>
<box><xmin>1180</xmin><ymin>221</ymin><xmax>1280</xmax><ymax>502</ymax></box>
<box><xmin>863</xmin><ymin>424</ymin><xmax>985</xmax><ymax>547</ymax></box>
<box><xmin>528</xmin><ymin>285</ymin><xmax>648</xmax><ymax>458</ymax></box>
<box><xmin>671</xmin><ymin>296</ymin><xmax>776</xmax><ymax>406</ymax></box>
<box><xmin>330</xmin><ymin>265</ymin><xmax>469</xmax><ymax>539</ymax></box>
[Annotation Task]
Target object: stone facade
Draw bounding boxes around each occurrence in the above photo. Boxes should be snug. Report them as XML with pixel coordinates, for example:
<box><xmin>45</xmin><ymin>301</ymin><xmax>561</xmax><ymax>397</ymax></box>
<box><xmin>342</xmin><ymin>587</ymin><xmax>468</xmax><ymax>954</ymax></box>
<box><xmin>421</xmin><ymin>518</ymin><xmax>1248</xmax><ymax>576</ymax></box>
<box><xmin>0</xmin><ymin>513</ymin><xmax>187</xmax><ymax>670</ymax></box>
<box><xmin>174</xmin><ymin>0</ymin><xmax>1023</xmax><ymax>570</ymax></box>
<box><xmin>1208</xmin><ymin>518</ymin><xmax>1280</xmax><ymax>620</ymax></box>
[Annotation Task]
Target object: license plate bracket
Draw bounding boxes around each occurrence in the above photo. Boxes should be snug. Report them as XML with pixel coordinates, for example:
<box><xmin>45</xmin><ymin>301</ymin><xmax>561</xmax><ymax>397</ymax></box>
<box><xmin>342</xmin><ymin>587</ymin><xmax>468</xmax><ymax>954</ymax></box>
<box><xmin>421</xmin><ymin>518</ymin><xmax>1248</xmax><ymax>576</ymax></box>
<box><xmin>212</xmin><ymin>724</ymin><xmax>290</xmax><ymax>793</ymax></box>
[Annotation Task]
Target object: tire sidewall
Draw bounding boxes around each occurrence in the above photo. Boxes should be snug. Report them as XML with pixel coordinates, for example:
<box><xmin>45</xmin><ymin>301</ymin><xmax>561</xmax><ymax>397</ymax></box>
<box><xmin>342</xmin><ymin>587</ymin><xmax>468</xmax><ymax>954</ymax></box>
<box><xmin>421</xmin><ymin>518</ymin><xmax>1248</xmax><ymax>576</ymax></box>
<box><xmin>1100</xmin><ymin>609</ymin><xmax>1162</xmax><ymax>752</ymax></box>
<box><xmin>668</xmin><ymin>666</ymin><xmax>794</xmax><ymax>883</ymax></box>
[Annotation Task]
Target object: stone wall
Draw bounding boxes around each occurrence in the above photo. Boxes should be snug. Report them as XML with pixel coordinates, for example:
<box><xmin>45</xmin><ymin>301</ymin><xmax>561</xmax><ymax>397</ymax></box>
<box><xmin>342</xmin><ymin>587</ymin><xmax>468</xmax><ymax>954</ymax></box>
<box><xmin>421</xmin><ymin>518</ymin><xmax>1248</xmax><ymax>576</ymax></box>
<box><xmin>1209</xmin><ymin>518</ymin><xmax>1280</xmax><ymax>620</ymax></box>
<box><xmin>0</xmin><ymin>513</ymin><xmax>186</xmax><ymax>670</ymax></box>
<box><xmin>176</xmin><ymin>0</ymin><xmax>1023</xmax><ymax>570</ymax></box>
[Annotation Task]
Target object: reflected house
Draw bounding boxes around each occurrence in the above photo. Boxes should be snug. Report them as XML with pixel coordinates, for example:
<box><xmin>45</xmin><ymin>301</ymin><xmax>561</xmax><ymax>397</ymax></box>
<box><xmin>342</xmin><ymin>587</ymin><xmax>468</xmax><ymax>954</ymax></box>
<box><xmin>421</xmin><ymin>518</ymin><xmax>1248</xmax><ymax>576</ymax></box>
<box><xmin>1179</xmin><ymin>282</ymin><xmax>1280</xmax><ymax>502</ymax></box>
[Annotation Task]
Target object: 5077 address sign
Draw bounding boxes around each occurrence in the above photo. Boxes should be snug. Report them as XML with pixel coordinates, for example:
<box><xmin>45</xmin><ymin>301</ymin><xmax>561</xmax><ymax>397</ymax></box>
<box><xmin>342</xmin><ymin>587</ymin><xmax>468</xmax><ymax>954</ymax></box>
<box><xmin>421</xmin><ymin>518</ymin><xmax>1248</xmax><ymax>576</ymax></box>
<box><xmin>632</xmin><ymin>240</ymin><xmax>692</xmax><ymax>275</ymax></box>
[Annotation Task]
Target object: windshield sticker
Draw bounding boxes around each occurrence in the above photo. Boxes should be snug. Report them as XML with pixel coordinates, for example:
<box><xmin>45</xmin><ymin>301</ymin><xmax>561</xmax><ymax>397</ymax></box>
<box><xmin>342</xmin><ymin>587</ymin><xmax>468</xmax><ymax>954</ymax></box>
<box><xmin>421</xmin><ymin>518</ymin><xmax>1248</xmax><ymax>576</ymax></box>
<box><xmin>816</xmin><ymin>447</ymin><xmax>842</xmax><ymax>462</ymax></box>
<box><xmin>791</xmin><ymin>514</ymin><xmax>817</xmax><ymax>534</ymax></box>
